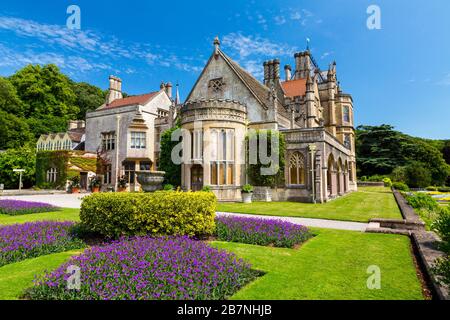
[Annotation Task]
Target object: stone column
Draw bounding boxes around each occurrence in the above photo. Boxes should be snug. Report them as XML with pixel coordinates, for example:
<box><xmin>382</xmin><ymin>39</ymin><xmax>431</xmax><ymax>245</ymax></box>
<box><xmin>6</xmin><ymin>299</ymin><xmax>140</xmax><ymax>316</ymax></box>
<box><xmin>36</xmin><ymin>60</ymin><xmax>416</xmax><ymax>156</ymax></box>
<box><xmin>338</xmin><ymin>171</ymin><xmax>344</xmax><ymax>195</ymax></box>
<box><xmin>322</xmin><ymin>166</ymin><xmax>329</xmax><ymax>202</ymax></box>
<box><xmin>331</xmin><ymin>170</ymin><xmax>338</xmax><ymax>197</ymax></box>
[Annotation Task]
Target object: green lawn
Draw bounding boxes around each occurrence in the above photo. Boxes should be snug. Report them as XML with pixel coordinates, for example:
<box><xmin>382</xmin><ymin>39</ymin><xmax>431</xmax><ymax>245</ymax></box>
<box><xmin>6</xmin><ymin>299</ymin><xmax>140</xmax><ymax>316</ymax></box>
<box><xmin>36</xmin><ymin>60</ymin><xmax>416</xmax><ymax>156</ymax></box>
<box><xmin>0</xmin><ymin>250</ymin><xmax>82</xmax><ymax>300</ymax></box>
<box><xmin>217</xmin><ymin>186</ymin><xmax>402</xmax><ymax>222</ymax></box>
<box><xmin>0</xmin><ymin>208</ymin><xmax>80</xmax><ymax>225</ymax></box>
<box><xmin>0</xmin><ymin>229</ymin><xmax>423</xmax><ymax>300</ymax></box>
<box><xmin>213</xmin><ymin>228</ymin><xmax>424</xmax><ymax>300</ymax></box>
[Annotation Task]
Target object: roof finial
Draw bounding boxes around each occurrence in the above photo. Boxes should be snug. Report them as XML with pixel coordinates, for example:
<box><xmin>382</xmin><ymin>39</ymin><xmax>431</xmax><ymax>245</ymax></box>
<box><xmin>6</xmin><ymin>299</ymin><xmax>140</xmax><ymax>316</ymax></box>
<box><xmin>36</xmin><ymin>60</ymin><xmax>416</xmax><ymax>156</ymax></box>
<box><xmin>175</xmin><ymin>82</ymin><xmax>180</xmax><ymax>105</ymax></box>
<box><xmin>306</xmin><ymin>37</ymin><xmax>311</xmax><ymax>51</ymax></box>
<box><xmin>214</xmin><ymin>36</ymin><xmax>220</xmax><ymax>57</ymax></box>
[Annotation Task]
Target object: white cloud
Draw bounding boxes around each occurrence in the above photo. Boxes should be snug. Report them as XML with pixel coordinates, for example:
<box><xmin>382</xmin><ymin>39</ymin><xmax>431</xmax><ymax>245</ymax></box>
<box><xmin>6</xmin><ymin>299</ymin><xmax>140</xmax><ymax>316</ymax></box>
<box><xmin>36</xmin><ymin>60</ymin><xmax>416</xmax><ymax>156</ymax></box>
<box><xmin>0</xmin><ymin>16</ymin><xmax>203</xmax><ymax>76</ymax></box>
<box><xmin>0</xmin><ymin>43</ymin><xmax>110</xmax><ymax>72</ymax></box>
<box><xmin>320</xmin><ymin>51</ymin><xmax>334</xmax><ymax>60</ymax></box>
<box><xmin>290</xmin><ymin>11</ymin><xmax>302</xmax><ymax>21</ymax></box>
<box><xmin>222</xmin><ymin>32</ymin><xmax>297</xmax><ymax>59</ymax></box>
<box><xmin>274</xmin><ymin>16</ymin><xmax>287</xmax><ymax>25</ymax></box>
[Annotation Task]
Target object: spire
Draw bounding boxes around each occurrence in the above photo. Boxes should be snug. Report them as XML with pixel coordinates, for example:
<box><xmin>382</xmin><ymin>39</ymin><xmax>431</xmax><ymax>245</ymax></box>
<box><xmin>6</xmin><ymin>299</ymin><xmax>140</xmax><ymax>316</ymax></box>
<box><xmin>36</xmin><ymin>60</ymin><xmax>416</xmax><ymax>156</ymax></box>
<box><xmin>175</xmin><ymin>82</ymin><xmax>180</xmax><ymax>105</ymax></box>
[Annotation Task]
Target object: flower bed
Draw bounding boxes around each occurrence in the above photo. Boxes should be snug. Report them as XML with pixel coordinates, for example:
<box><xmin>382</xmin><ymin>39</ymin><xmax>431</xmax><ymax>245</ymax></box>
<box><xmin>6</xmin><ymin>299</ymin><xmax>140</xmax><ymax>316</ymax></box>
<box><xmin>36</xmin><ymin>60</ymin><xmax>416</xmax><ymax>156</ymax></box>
<box><xmin>26</xmin><ymin>236</ymin><xmax>259</xmax><ymax>300</ymax></box>
<box><xmin>215</xmin><ymin>216</ymin><xmax>313</xmax><ymax>248</ymax></box>
<box><xmin>0</xmin><ymin>221</ymin><xmax>85</xmax><ymax>267</ymax></box>
<box><xmin>0</xmin><ymin>200</ymin><xmax>59</xmax><ymax>216</ymax></box>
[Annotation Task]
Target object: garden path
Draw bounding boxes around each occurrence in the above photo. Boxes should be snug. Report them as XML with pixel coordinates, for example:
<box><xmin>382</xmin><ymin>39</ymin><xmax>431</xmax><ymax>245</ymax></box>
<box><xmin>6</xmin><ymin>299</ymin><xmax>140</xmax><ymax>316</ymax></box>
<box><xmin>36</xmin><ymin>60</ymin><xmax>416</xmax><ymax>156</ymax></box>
<box><xmin>1</xmin><ymin>194</ymin><xmax>372</xmax><ymax>231</ymax></box>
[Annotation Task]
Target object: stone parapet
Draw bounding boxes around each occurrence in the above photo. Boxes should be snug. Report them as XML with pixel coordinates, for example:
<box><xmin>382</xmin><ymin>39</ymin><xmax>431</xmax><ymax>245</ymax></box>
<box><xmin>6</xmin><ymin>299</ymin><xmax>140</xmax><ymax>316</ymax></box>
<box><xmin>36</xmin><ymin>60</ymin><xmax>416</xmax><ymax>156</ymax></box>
<box><xmin>181</xmin><ymin>99</ymin><xmax>247</xmax><ymax>125</ymax></box>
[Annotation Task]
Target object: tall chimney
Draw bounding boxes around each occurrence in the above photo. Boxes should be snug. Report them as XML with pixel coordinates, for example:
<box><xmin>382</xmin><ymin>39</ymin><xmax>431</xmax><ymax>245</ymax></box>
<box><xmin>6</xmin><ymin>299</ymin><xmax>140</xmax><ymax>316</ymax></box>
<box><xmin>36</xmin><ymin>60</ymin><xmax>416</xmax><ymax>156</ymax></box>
<box><xmin>107</xmin><ymin>75</ymin><xmax>123</xmax><ymax>104</ymax></box>
<box><xmin>284</xmin><ymin>65</ymin><xmax>292</xmax><ymax>81</ymax></box>
<box><xmin>273</xmin><ymin>59</ymin><xmax>280</xmax><ymax>80</ymax></box>
<box><xmin>165</xmin><ymin>82</ymin><xmax>173</xmax><ymax>99</ymax></box>
<box><xmin>263</xmin><ymin>61</ymin><xmax>270</xmax><ymax>86</ymax></box>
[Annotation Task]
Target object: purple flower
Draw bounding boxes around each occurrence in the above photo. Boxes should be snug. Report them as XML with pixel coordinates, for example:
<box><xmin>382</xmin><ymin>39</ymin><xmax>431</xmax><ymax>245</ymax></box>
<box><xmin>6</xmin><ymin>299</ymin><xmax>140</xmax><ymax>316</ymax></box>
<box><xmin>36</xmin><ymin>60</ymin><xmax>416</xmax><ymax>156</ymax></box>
<box><xmin>0</xmin><ymin>200</ymin><xmax>59</xmax><ymax>216</ymax></box>
<box><xmin>215</xmin><ymin>216</ymin><xmax>313</xmax><ymax>248</ymax></box>
<box><xmin>27</xmin><ymin>236</ymin><xmax>259</xmax><ymax>300</ymax></box>
<box><xmin>0</xmin><ymin>221</ymin><xmax>85</xmax><ymax>266</ymax></box>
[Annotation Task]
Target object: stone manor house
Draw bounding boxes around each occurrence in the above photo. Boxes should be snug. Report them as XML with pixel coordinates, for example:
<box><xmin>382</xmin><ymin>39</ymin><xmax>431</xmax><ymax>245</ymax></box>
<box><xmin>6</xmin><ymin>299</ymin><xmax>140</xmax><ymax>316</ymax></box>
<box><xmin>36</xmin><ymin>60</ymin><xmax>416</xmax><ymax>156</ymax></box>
<box><xmin>37</xmin><ymin>37</ymin><xmax>357</xmax><ymax>202</ymax></box>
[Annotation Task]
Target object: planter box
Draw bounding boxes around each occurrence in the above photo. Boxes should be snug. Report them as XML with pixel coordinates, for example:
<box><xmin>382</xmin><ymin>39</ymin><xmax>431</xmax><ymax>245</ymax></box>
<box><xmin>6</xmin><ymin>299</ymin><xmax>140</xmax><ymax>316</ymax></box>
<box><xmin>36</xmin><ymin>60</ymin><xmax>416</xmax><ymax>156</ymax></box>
<box><xmin>253</xmin><ymin>186</ymin><xmax>272</xmax><ymax>202</ymax></box>
<box><xmin>242</xmin><ymin>192</ymin><xmax>253</xmax><ymax>203</ymax></box>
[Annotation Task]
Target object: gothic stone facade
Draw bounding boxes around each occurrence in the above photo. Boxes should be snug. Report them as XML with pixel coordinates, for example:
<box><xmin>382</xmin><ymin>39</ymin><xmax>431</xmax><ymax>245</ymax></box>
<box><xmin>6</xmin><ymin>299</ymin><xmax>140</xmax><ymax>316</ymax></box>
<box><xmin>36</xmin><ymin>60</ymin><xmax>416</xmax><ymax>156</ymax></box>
<box><xmin>84</xmin><ymin>76</ymin><xmax>173</xmax><ymax>191</ymax></box>
<box><xmin>180</xmin><ymin>38</ymin><xmax>357</xmax><ymax>202</ymax></box>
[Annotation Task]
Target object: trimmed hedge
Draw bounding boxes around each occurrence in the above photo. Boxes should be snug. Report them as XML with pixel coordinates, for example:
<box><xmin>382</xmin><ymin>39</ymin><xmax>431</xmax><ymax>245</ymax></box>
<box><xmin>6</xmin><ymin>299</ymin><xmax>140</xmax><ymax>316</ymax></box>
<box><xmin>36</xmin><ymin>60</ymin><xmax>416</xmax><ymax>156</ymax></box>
<box><xmin>80</xmin><ymin>191</ymin><xmax>217</xmax><ymax>238</ymax></box>
<box><xmin>392</xmin><ymin>182</ymin><xmax>409</xmax><ymax>191</ymax></box>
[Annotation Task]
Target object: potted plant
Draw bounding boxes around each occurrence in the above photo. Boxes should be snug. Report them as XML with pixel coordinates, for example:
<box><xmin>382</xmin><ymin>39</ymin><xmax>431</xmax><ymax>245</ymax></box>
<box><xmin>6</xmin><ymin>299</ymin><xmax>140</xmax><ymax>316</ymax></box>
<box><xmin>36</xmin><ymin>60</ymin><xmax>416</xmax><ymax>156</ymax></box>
<box><xmin>117</xmin><ymin>176</ymin><xmax>128</xmax><ymax>192</ymax></box>
<box><xmin>90</xmin><ymin>177</ymin><xmax>101</xmax><ymax>193</ymax></box>
<box><xmin>241</xmin><ymin>184</ymin><xmax>253</xmax><ymax>203</ymax></box>
<box><xmin>70</xmin><ymin>176</ymin><xmax>81</xmax><ymax>194</ymax></box>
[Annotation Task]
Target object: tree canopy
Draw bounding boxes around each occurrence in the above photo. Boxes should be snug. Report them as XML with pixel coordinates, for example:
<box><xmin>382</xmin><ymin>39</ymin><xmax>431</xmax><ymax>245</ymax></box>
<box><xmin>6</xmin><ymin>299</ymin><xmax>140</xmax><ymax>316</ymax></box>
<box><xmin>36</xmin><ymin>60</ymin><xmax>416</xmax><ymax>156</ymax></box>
<box><xmin>356</xmin><ymin>125</ymin><xmax>450</xmax><ymax>186</ymax></box>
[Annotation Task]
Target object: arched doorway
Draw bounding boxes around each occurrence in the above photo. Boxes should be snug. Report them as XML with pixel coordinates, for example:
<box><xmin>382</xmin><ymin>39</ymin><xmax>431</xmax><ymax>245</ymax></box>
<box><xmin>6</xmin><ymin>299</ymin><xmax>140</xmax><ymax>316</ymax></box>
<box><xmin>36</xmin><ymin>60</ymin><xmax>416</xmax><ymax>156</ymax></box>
<box><xmin>191</xmin><ymin>165</ymin><xmax>203</xmax><ymax>191</ymax></box>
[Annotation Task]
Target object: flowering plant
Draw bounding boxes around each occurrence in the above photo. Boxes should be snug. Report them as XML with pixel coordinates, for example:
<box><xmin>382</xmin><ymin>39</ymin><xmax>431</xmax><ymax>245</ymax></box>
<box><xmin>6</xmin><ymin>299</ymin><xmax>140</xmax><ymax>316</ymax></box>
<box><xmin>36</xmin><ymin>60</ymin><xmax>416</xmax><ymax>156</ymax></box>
<box><xmin>0</xmin><ymin>221</ymin><xmax>85</xmax><ymax>267</ymax></box>
<box><xmin>215</xmin><ymin>215</ymin><xmax>313</xmax><ymax>248</ymax></box>
<box><xmin>0</xmin><ymin>200</ymin><xmax>59</xmax><ymax>216</ymax></box>
<box><xmin>26</xmin><ymin>236</ymin><xmax>259</xmax><ymax>300</ymax></box>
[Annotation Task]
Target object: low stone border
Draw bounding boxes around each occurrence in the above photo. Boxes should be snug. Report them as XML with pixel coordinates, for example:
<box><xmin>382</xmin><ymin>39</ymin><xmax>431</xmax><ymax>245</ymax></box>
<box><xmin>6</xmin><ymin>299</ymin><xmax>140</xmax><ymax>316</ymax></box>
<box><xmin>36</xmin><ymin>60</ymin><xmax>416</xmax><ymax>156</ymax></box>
<box><xmin>392</xmin><ymin>189</ymin><xmax>423</xmax><ymax>223</ymax></box>
<box><xmin>411</xmin><ymin>231</ymin><xmax>449</xmax><ymax>300</ymax></box>
<box><xmin>391</xmin><ymin>189</ymin><xmax>449</xmax><ymax>300</ymax></box>
<box><xmin>369</xmin><ymin>218</ymin><xmax>425</xmax><ymax>231</ymax></box>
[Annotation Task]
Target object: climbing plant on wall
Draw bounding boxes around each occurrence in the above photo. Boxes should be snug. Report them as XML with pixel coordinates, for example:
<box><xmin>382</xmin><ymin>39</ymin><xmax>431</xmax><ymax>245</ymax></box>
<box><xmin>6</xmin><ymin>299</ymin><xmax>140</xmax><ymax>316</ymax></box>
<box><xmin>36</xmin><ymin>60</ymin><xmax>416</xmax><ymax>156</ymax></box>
<box><xmin>246</xmin><ymin>129</ymin><xmax>285</xmax><ymax>188</ymax></box>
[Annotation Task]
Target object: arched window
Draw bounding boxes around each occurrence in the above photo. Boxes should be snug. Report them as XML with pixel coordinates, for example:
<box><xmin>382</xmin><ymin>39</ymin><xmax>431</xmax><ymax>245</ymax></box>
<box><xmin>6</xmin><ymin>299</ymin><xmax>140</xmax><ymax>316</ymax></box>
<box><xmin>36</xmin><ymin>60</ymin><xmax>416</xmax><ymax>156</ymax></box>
<box><xmin>343</xmin><ymin>106</ymin><xmax>350</xmax><ymax>123</ymax></box>
<box><xmin>289</xmin><ymin>152</ymin><xmax>305</xmax><ymax>185</ymax></box>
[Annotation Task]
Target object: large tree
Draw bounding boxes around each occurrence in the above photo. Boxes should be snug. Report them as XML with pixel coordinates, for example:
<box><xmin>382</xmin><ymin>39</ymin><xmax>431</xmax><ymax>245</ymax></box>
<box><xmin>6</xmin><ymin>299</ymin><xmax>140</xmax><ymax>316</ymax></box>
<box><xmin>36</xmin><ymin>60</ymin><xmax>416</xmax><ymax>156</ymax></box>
<box><xmin>9</xmin><ymin>64</ymin><xmax>78</xmax><ymax>119</ymax></box>
<box><xmin>72</xmin><ymin>82</ymin><xmax>107</xmax><ymax>118</ymax></box>
<box><xmin>0</xmin><ymin>110</ymin><xmax>33</xmax><ymax>149</ymax></box>
<box><xmin>356</xmin><ymin>125</ymin><xmax>450</xmax><ymax>186</ymax></box>
<box><xmin>0</xmin><ymin>77</ymin><xmax>24</xmax><ymax>116</ymax></box>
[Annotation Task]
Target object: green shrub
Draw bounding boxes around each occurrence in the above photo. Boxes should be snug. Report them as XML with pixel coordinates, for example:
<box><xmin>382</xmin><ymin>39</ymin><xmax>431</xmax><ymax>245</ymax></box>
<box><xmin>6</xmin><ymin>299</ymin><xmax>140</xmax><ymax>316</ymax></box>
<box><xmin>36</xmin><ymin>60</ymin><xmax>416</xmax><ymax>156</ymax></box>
<box><xmin>201</xmin><ymin>185</ymin><xmax>212</xmax><ymax>192</ymax></box>
<box><xmin>80</xmin><ymin>191</ymin><xmax>217</xmax><ymax>238</ymax></box>
<box><xmin>432</xmin><ymin>207</ymin><xmax>450</xmax><ymax>253</ymax></box>
<box><xmin>406</xmin><ymin>193</ymin><xmax>439</xmax><ymax>211</ymax></box>
<box><xmin>431</xmin><ymin>207</ymin><xmax>450</xmax><ymax>287</ymax></box>
<box><xmin>392</xmin><ymin>182</ymin><xmax>409</xmax><ymax>191</ymax></box>
<box><xmin>404</xmin><ymin>162</ymin><xmax>432</xmax><ymax>188</ymax></box>
<box><xmin>163</xmin><ymin>184</ymin><xmax>174</xmax><ymax>191</ymax></box>
<box><xmin>426</xmin><ymin>186</ymin><xmax>438</xmax><ymax>191</ymax></box>
<box><xmin>241</xmin><ymin>184</ymin><xmax>254</xmax><ymax>193</ymax></box>
<box><xmin>438</xmin><ymin>187</ymin><xmax>450</xmax><ymax>193</ymax></box>
<box><xmin>383</xmin><ymin>177</ymin><xmax>393</xmax><ymax>187</ymax></box>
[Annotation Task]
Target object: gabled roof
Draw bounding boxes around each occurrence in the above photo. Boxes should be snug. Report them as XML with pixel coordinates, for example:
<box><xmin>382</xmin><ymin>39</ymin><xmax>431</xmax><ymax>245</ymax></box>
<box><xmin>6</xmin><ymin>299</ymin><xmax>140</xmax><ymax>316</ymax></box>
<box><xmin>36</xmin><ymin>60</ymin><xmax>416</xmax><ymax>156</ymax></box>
<box><xmin>281</xmin><ymin>79</ymin><xmax>307</xmax><ymax>98</ymax></box>
<box><xmin>221</xmin><ymin>51</ymin><xmax>272</xmax><ymax>109</ymax></box>
<box><xmin>101</xmin><ymin>92</ymin><xmax>159</xmax><ymax>110</ymax></box>
<box><xmin>186</xmin><ymin>49</ymin><xmax>275</xmax><ymax>110</ymax></box>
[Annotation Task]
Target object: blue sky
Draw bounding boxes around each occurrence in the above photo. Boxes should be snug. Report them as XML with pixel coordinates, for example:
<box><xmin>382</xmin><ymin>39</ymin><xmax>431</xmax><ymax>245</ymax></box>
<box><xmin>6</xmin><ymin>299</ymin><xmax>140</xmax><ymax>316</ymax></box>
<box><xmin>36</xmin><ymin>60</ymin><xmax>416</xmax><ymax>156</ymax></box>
<box><xmin>0</xmin><ymin>0</ymin><xmax>449</xmax><ymax>139</ymax></box>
